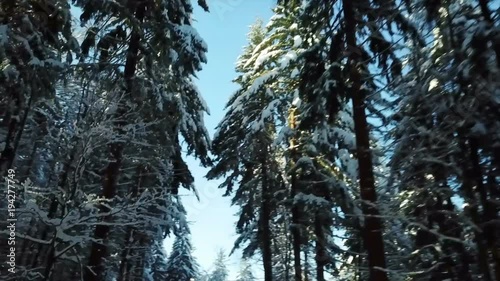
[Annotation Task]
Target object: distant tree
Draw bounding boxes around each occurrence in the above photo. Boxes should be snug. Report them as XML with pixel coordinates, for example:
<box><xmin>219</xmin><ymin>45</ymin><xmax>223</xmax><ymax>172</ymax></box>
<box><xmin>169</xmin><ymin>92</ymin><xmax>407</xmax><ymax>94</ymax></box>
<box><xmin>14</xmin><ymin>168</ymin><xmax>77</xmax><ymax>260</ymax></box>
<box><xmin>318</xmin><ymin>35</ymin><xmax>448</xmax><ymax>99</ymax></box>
<box><xmin>208</xmin><ymin>250</ymin><xmax>229</xmax><ymax>281</ymax></box>
<box><xmin>164</xmin><ymin>199</ymin><xmax>201</xmax><ymax>281</ymax></box>
<box><xmin>236</xmin><ymin>260</ymin><xmax>256</xmax><ymax>281</ymax></box>
<box><xmin>151</xmin><ymin>242</ymin><xmax>168</xmax><ymax>281</ymax></box>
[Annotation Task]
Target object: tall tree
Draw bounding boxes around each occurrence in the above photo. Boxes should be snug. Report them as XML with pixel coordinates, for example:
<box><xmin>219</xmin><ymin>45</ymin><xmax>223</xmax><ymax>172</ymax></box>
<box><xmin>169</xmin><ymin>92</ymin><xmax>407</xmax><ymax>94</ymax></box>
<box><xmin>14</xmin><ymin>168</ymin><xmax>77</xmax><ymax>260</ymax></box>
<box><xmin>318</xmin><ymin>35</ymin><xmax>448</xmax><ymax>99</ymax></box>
<box><xmin>391</xmin><ymin>0</ymin><xmax>500</xmax><ymax>279</ymax></box>
<box><xmin>341</xmin><ymin>1</ymin><xmax>388</xmax><ymax>279</ymax></box>
<box><xmin>207</xmin><ymin>19</ymin><xmax>281</xmax><ymax>281</ymax></box>
<box><xmin>72</xmin><ymin>0</ymin><xmax>211</xmax><ymax>280</ymax></box>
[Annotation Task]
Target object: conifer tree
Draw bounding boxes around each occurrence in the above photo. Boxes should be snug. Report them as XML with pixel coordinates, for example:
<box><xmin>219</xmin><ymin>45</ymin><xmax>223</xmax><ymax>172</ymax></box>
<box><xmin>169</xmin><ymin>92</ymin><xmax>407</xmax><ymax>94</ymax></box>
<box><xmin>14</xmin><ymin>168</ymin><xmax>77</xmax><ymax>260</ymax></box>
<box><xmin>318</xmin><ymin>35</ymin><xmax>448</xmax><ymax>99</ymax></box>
<box><xmin>236</xmin><ymin>261</ymin><xmax>256</xmax><ymax>281</ymax></box>
<box><xmin>164</xmin><ymin>211</ymin><xmax>200</xmax><ymax>281</ymax></box>
<box><xmin>207</xmin><ymin>19</ymin><xmax>282</xmax><ymax>281</ymax></box>
<box><xmin>208</xmin><ymin>250</ymin><xmax>229</xmax><ymax>281</ymax></box>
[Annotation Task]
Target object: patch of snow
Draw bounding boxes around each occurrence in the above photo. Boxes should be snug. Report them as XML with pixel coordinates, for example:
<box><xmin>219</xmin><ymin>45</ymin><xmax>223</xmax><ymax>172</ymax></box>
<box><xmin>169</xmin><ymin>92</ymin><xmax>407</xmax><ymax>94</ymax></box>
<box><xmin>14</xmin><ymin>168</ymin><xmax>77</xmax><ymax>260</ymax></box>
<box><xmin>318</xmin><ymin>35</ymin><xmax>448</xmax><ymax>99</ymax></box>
<box><xmin>292</xmin><ymin>35</ymin><xmax>302</xmax><ymax>48</ymax></box>
<box><xmin>254</xmin><ymin>49</ymin><xmax>281</xmax><ymax>69</ymax></box>
<box><xmin>428</xmin><ymin>79</ymin><xmax>439</xmax><ymax>91</ymax></box>
<box><xmin>279</xmin><ymin>50</ymin><xmax>298</xmax><ymax>68</ymax></box>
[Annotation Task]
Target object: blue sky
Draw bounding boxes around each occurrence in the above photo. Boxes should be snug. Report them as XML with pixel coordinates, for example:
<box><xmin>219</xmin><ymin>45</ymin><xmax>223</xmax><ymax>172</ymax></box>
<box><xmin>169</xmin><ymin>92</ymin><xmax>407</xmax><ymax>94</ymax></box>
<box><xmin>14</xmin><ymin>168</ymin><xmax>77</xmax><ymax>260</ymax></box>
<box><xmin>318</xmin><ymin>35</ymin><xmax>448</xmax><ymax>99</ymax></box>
<box><xmin>163</xmin><ymin>0</ymin><xmax>275</xmax><ymax>279</ymax></box>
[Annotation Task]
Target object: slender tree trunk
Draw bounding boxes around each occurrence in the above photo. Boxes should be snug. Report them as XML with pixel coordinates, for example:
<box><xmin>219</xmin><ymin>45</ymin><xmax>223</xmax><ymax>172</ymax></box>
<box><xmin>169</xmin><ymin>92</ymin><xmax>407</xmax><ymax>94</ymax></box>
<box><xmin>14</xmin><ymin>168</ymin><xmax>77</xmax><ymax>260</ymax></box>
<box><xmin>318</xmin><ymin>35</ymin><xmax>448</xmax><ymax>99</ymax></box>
<box><xmin>84</xmin><ymin>2</ymin><xmax>146</xmax><ymax>280</ymax></box>
<box><xmin>285</xmin><ymin>224</ymin><xmax>291</xmax><ymax>281</ymax></box>
<box><xmin>314</xmin><ymin>213</ymin><xmax>326</xmax><ymax>281</ymax></box>
<box><xmin>313</xmin><ymin>178</ymin><xmax>329</xmax><ymax>281</ymax></box>
<box><xmin>288</xmin><ymin>107</ymin><xmax>302</xmax><ymax>281</ymax></box>
<box><xmin>260</xmin><ymin>152</ymin><xmax>273</xmax><ymax>281</ymax></box>
<box><xmin>42</xmin><ymin>234</ymin><xmax>57</xmax><ymax>281</ymax></box>
<box><xmin>342</xmin><ymin>1</ymin><xmax>388</xmax><ymax>280</ymax></box>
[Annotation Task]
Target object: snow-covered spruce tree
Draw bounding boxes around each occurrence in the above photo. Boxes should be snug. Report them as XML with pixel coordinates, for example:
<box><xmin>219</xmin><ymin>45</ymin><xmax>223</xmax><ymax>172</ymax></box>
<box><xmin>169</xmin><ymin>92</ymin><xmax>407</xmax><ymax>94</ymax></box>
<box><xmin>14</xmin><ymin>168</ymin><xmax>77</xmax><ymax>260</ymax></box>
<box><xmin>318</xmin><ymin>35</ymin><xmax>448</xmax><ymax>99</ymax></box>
<box><xmin>0</xmin><ymin>1</ymin><xmax>79</xmax><ymax>277</ymax></box>
<box><xmin>390</xmin><ymin>38</ymin><xmax>472</xmax><ymax>281</ymax></box>
<box><xmin>150</xmin><ymin>240</ymin><xmax>169</xmax><ymax>281</ymax></box>
<box><xmin>164</xmin><ymin>198</ymin><xmax>200</xmax><ymax>281</ymax></box>
<box><xmin>207</xmin><ymin>250</ymin><xmax>229</xmax><ymax>281</ymax></box>
<box><xmin>390</xmin><ymin>0</ymin><xmax>500</xmax><ymax>279</ymax></box>
<box><xmin>216</xmin><ymin>3</ymin><xmax>364</xmax><ymax>279</ymax></box>
<box><xmin>0</xmin><ymin>65</ymin><xmax>133</xmax><ymax>278</ymax></box>
<box><xmin>0</xmin><ymin>0</ymin><xmax>77</xmax><ymax>176</ymax></box>
<box><xmin>62</xmin><ymin>0</ymin><xmax>211</xmax><ymax>280</ymax></box>
<box><xmin>236</xmin><ymin>260</ymin><xmax>256</xmax><ymax>281</ymax></box>
<box><xmin>207</xmin><ymin>19</ymin><xmax>285</xmax><ymax>281</ymax></box>
<box><xmin>277</xmin><ymin>0</ymin><xmax>423</xmax><ymax>279</ymax></box>
<box><xmin>446</xmin><ymin>2</ymin><xmax>500</xmax><ymax>278</ymax></box>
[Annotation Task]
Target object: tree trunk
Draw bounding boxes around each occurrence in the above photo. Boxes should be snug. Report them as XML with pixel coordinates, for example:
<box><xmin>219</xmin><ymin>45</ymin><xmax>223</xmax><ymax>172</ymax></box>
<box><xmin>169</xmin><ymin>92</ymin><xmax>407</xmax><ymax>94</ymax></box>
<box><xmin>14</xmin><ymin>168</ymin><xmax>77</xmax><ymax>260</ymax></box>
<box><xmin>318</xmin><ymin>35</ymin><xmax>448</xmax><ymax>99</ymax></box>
<box><xmin>260</xmin><ymin>152</ymin><xmax>273</xmax><ymax>281</ymax></box>
<box><xmin>285</xmin><ymin>223</ymin><xmax>291</xmax><ymax>281</ymax></box>
<box><xmin>83</xmin><ymin>2</ymin><xmax>146</xmax><ymax>281</ymax></box>
<box><xmin>42</xmin><ymin>234</ymin><xmax>57</xmax><ymax>281</ymax></box>
<box><xmin>314</xmin><ymin>213</ymin><xmax>326</xmax><ymax>281</ymax></box>
<box><xmin>342</xmin><ymin>1</ymin><xmax>388</xmax><ymax>280</ymax></box>
<box><xmin>288</xmin><ymin>107</ymin><xmax>302</xmax><ymax>281</ymax></box>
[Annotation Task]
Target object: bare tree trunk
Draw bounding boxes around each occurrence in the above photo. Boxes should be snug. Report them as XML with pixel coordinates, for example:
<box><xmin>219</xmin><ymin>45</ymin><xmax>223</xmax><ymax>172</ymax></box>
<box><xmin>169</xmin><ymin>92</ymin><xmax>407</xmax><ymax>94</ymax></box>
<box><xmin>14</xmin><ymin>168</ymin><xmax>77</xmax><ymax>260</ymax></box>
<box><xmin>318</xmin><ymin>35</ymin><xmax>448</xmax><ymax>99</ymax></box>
<box><xmin>342</xmin><ymin>1</ymin><xmax>388</xmax><ymax>280</ymax></box>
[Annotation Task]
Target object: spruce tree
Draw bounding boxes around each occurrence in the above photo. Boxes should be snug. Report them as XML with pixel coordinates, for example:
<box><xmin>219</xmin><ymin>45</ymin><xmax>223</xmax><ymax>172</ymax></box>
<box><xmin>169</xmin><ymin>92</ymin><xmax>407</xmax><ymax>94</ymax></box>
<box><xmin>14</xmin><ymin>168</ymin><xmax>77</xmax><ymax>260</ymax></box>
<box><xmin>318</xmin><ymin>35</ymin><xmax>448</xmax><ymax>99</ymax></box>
<box><xmin>208</xmin><ymin>250</ymin><xmax>229</xmax><ymax>281</ymax></box>
<box><xmin>164</xmin><ymin>214</ymin><xmax>200</xmax><ymax>281</ymax></box>
<box><xmin>236</xmin><ymin>261</ymin><xmax>256</xmax><ymax>281</ymax></box>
